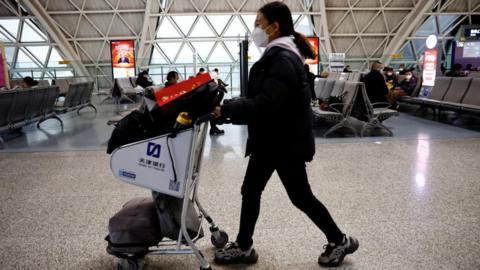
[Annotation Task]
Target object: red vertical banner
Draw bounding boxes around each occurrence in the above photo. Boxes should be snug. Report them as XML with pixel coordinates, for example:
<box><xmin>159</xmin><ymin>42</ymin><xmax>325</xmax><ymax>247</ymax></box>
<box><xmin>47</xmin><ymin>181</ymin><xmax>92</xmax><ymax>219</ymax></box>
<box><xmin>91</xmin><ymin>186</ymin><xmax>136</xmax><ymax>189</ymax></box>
<box><xmin>422</xmin><ymin>49</ymin><xmax>438</xmax><ymax>87</ymax></box>
<box><xmin>0</xmin><ymin>42</ymin><xmax>8</xmax><ymax>88</ymax></box>
<box><xmin>111</xmin><ymin>40</ymin><xmax>136</xmax><ymax>79</ymax></box>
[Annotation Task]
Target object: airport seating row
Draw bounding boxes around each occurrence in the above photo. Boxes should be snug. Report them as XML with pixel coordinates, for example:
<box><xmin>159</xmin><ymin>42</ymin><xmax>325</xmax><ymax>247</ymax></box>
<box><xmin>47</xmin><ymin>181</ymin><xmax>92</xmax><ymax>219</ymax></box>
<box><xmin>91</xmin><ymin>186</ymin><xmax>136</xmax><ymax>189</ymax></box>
<box><xmin>101</xmin><ymin>77</ymin><xmax>142</xmax><ymax>105</ymax></box>
<box><xmin>0</xmin><ymin>86</ymin><xmax>62</xmax><ymax>148</ymax></box>
<box><xmin>312</xmin><ymin>78</ymin><xmax>399</xmax><ymax>137</ymax></box>
<box><xmin>54</xmin><ymin>81</ymin><xmax>97</xmax><ymax>114</ymax></box>
<box><xmin>53</xmin><ymin>77</ymin><xmax>92</xmax><ymax>95</ymax></box>
<box><xmin>9</xmin><ymin>79</ymin><xmax>50</xmax><ymax>88</ymax></box>
<box><xmin>398</xmin><ymin>77</ymin><xmax>480</xmax><ymax>116</ymax></box>
<box><xmin>0</xmin><ymin>81</ymin><xmax>97</xmax><ymax>148</ymax></box>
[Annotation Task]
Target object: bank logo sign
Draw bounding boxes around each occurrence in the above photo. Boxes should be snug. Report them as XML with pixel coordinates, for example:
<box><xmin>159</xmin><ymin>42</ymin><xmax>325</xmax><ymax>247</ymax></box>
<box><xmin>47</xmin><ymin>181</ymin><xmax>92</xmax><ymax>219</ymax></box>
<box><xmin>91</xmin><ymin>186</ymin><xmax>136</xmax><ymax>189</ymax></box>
<box><xmin>147</xmin><ymin>142</ymin><xmax>161</xmax><ymax>158</ymax></box>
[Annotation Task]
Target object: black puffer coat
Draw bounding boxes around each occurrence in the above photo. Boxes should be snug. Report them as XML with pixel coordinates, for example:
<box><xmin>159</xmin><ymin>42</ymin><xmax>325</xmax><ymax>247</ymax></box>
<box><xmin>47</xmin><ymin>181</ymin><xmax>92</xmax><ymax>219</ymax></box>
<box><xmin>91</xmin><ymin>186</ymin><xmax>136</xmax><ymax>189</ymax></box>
<box><xmin>221</xmin><ymin>47</ymin><xmax>315</xmax><ymax>162</ymax></box>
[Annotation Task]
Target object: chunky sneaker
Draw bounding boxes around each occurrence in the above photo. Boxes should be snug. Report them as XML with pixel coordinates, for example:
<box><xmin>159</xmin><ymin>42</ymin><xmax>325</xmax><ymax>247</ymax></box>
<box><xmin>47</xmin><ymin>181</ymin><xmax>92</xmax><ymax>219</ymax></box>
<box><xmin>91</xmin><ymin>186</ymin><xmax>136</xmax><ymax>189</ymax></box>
<box><xmin>214</xmin><ymin>242</ymin><xmax>258</xmax><ymax>265</ymax></box>
<box><xmin>318</xmin><ymin>235</ymin><xmax>359</xmax><ymax>267</ymax></box>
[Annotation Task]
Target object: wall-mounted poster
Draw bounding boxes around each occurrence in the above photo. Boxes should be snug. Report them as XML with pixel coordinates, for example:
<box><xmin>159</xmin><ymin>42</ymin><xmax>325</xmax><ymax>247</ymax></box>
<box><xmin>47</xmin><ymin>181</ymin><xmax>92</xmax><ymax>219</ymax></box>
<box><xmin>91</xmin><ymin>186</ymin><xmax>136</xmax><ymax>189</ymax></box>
<box><xmin>306</xmin><ymin>37</ymin><xmax>320</xmax><ymax>75</ymax></box>
<box><xmin>111</xmin><ymin>40</ymin><xmax>135</xmax><ymax>79</ymax></box>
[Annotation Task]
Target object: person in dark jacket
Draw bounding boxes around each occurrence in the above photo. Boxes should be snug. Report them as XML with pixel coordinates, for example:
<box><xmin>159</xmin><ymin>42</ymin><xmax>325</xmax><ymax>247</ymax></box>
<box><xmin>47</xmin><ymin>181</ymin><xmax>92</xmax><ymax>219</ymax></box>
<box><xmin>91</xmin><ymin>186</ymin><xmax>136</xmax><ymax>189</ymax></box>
<box><xmin>212</xmin><ymin>2</ymin><xmax>358</xmax><ymax>267</ymax></box>
<box><xmin>135</xmin><ymin>70</ymin><xmax>153</xmax><ymax>88</ymax></box>
<box><xmin>362</xmin><ymin>61</ymin><xmax>389</xmax><ymax>104</ymax></box>
<box><xmin>396</xmin><ymin>70</ymin><xmax>417</xmax><ymax>96</ymax></box>
<box><xmin>163</xmin><ymin>70</ymin><xmax>179</xmax><ymax>87</ymax></box>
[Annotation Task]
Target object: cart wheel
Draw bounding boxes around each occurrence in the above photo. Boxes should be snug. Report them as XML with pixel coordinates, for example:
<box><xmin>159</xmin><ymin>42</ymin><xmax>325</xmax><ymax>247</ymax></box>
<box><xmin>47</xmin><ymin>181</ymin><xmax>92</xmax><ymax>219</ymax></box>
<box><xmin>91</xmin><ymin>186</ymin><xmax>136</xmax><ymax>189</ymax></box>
<box><xmin>211</xmin><ymin>230</ymin><xmax>229</xmax><ymax>248</ymax></box>
<box><xmin>117</xmin><ymin>258</ymin><xmax>140</xmax><ymax>270</ymax></box>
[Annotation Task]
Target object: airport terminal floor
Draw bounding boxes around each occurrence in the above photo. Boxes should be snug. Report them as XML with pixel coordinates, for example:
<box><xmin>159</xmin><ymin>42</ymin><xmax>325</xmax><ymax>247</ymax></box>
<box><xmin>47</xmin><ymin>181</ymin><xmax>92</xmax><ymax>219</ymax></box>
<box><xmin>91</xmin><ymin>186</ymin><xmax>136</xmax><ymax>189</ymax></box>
<box><xmin>1</xmin><ymin>96</ymin><xmax>480</xmax><ymax>270</ymax></box>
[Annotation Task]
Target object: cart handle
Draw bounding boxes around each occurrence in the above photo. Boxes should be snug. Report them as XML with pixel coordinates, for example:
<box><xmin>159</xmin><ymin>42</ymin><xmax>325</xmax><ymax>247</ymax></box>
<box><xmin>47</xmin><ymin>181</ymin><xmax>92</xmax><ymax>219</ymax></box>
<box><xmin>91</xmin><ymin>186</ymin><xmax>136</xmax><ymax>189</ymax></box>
<box><xmin>196</xmin><ymin>113</ymin><xmax>215</xmax><ymax>125</ymax></box>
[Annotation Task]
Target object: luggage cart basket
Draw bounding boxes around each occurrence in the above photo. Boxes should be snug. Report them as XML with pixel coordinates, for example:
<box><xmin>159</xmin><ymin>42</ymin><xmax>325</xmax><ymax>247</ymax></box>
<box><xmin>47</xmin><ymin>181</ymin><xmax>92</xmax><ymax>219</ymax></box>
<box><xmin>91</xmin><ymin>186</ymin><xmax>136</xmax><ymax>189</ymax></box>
<box><xmin>110</xmin><ymin>114</ymin><xmax>228</xmax><ymax>270</ymax></box>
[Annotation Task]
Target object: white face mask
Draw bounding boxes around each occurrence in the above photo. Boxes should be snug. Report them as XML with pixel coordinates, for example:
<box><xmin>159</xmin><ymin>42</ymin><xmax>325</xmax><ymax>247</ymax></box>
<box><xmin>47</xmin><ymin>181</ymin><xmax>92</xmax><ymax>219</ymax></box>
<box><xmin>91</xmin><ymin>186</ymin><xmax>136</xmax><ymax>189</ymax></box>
<box><xmin>405</xmin><ymin>75</ymin><xmax>412</xmax><ymax>80</ymax></box>
<box><xmin>252</xmin><ymin>26</ymin><xmax>269</xmax><ymax>48</ymax></box>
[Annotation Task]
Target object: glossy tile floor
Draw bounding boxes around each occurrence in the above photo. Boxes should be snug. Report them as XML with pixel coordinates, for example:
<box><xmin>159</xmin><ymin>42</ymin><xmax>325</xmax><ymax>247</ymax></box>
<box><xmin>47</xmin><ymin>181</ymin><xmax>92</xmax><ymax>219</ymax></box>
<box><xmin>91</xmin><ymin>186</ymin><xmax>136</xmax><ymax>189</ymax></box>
<box><xmin>0</xmin><ymin>97</ymin><xmax>479</xmax><ymax>270</ymax></box>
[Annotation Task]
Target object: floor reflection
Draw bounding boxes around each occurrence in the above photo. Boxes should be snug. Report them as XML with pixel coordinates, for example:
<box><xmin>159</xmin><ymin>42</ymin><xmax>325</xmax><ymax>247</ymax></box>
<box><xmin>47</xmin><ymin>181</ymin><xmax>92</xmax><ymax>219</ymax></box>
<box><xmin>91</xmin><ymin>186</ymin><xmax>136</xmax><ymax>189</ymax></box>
<box><xmin>415</xmin><ymin>136</ymin><xmax>430</xmax><ymax>191</ymax></box>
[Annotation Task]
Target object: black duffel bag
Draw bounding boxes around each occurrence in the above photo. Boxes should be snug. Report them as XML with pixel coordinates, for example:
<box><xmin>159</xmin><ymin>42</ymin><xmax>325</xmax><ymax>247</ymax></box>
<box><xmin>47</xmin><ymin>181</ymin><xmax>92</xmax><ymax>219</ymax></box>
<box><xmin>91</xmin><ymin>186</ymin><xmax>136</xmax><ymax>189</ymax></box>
<box><xmin>107</xmin><ymin>197</ymin><xmax>163</xmax><ymax>246</ymax></box>
<box><xmin>106</xmin><ymin>81</ymin><xmax>224</xmax><ymax>154</ymax></box>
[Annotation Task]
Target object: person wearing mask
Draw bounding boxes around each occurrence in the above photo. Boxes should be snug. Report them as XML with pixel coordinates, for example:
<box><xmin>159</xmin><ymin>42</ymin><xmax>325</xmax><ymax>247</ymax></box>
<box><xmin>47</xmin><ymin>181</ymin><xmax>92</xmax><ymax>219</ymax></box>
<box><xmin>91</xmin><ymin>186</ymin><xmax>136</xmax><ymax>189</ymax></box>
<box><xmin>387</xmin><ymin>70</ymin><xmax>417</xmax><ymax>108</ymax></box>
<box><xmin>135</xmin><ymin>70</ymin><xmax>154</xmax><ymax>88</ymax></box>
<box><xmin>212</xmin><ymin>1</ymin><xmax>358</xmax><ymax>267</ymax></box>
<box><xmin>362</xmin><ymin>61</ymin><xmax>389</xmax><ymax>104</ymax></box>
<box><xmin>164</xmin><ymin>71</ymin><xmax>179</xmax><ymax>87</ymax></box>
<box><xmin>21</xmin><ymin>76</ymin><xmax>39</xmax><ymax>88</ymax></box>
<box><xmin>383</xmin><ymin>67</ymin><xmax>398</xmax><ymax>90</ymax></box>
<box><xmin>343</xmin><ymin>65</ymin><xmax>352</xmax><ymax>73</ymax></box>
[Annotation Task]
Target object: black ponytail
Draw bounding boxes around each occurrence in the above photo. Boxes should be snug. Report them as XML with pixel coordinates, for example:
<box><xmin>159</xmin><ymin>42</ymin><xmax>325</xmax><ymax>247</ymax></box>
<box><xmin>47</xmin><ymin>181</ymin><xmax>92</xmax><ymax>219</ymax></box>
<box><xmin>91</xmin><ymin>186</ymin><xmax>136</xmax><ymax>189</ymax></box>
<box><xmin>293</xmin><ymin>31</ymin><xmax>316</xmax><ymax>60</ymax></box>
<box><xmin>259</xmin><ymin>1</ymin><xmax>316</xmax><ymax>59</ymax></box>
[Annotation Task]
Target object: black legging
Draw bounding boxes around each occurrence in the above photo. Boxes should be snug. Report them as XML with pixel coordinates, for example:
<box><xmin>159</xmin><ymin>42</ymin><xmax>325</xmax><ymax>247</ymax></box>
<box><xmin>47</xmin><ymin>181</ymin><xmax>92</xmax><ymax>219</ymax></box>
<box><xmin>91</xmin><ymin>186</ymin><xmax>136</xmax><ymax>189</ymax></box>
<box><xmin>236</xmin><ymin>154</ymin><xmax>344</xmax><ymax>250</ymax></box>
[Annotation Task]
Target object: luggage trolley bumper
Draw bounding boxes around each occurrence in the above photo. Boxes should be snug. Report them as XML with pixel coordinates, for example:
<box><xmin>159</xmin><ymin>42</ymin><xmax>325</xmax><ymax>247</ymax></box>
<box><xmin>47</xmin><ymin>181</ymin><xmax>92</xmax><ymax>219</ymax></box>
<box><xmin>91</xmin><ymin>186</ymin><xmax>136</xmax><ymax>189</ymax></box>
<box><xmin>110</xmin><ymin>114</ymin><xmax>228</xmax><ymax>270</ymax></box>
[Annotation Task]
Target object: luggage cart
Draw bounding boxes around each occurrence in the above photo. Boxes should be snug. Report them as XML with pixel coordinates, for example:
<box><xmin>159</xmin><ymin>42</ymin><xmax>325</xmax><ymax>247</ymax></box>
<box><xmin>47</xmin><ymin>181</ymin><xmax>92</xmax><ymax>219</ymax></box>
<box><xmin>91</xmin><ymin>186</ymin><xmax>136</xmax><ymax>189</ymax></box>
<box><xmin>109</xmin><ymin>114</ymin><xmax>228</xmax><ymax>270</ymax></box>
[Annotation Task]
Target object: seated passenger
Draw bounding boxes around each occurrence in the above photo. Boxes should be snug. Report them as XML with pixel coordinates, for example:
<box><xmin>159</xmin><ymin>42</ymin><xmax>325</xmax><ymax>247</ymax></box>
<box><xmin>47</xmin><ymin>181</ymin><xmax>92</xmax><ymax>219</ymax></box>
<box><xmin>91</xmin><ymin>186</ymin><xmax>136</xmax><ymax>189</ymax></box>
<box><xmin>343</xmin><ymin>65</ymin><xmax>352</xmax><ymax>73</ymax></box>
<box><xmin>21</xmin><ymin>76</ymin><xmax>39</xmax><ymax>88</ymax></box>
<box><xmin>387</xmin><ymin>70</ymin><xmax>417</xmax><ymax>108</ymax></box>
<box><xmin>396</xmin><ymin>71</ymin><xmax>417</xmax><ymax>96</ymax></box>
<box><xmin>446</xmin><ymin>63</ymin><xmax>466</xmax><ymax>77</ymax></box>
<box><xmin>135</xmin><ymin>70</ymin><xmax>153</xmax><ymax>88</ymax></box>
<box><xmin>383</xmin><ymin>67</ymin><xmax>398</xmax><ymax>90</ymax></box>
<box><xmin>362</xmin><ymin>61</ymin><xmax>389</xmax><ymax>104</ymax></box>
<box><xmin>164</xmin><ymin>71</ymin><xmax>179</xmax><ymax>87</ymax></box>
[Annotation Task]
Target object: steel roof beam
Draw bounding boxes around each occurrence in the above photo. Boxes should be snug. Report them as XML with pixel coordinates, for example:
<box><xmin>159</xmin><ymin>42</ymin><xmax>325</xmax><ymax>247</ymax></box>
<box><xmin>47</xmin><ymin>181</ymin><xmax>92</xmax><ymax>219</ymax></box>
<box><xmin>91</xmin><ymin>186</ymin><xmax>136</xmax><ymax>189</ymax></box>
<box><xmin>47</xmin><ymin>9</ymin><xmax>145</xmax><ymax>15</ymax></box>
<box><xmin>318</xmin><ymin>0</ymin><xmax>332</xmax><ymax>54</ymax></box>
<box><xmin>382</xmin><ymin>0</ymin><xmax>436</xmax><ymax>66</ymax></box>
<box><xmin>137</xmin><ymin>0</ymin><xmax>154</xmax><ymax>67</ymax></box>
<box><xmin>21</xmin><ymin>0</ymin><xmax>90</xmax><ymax>77</ymax></box>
